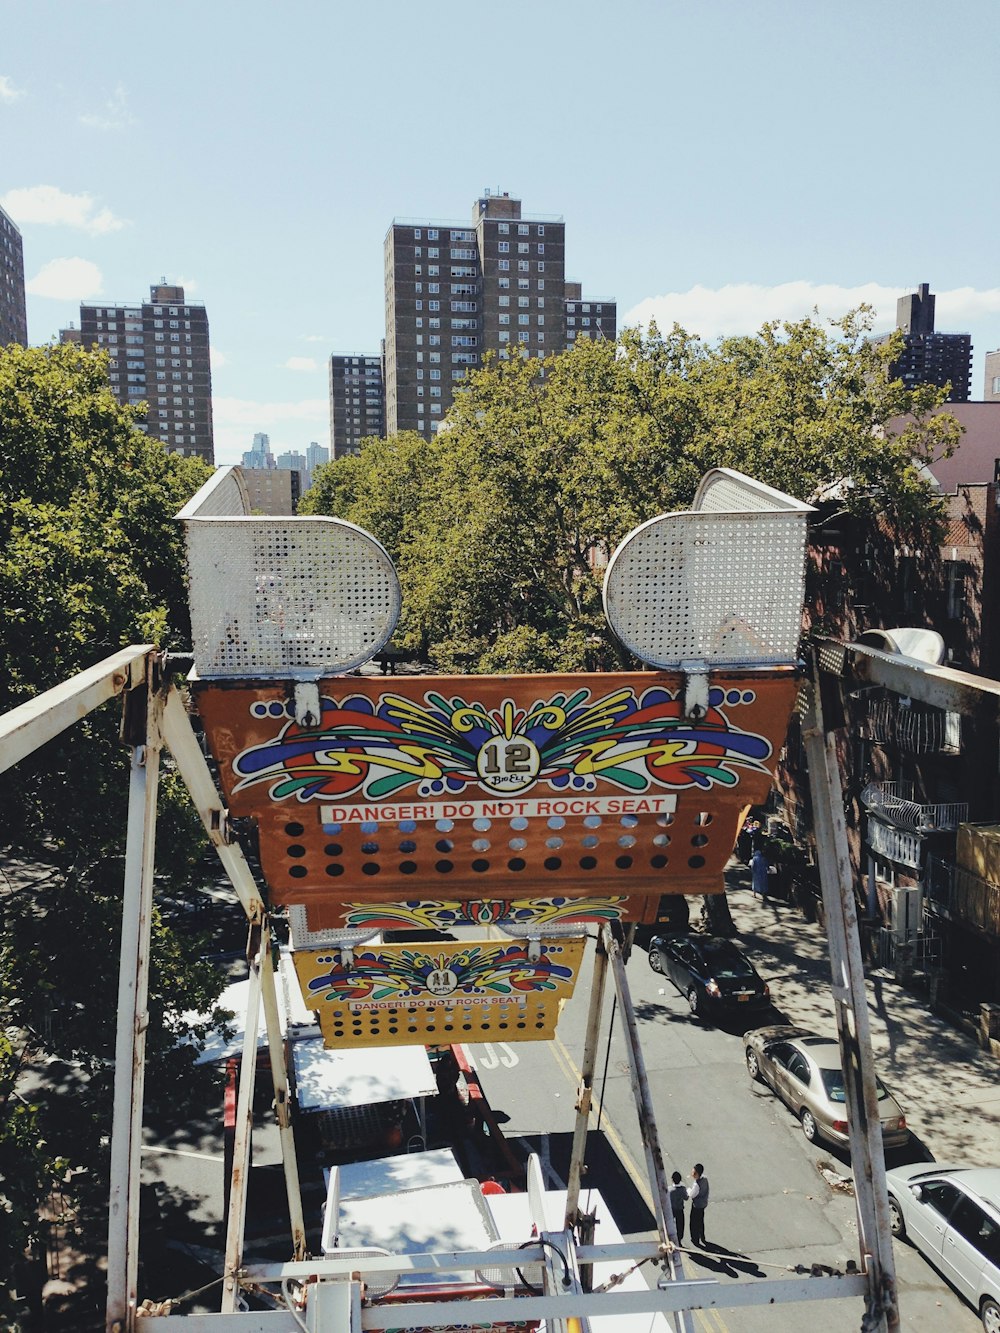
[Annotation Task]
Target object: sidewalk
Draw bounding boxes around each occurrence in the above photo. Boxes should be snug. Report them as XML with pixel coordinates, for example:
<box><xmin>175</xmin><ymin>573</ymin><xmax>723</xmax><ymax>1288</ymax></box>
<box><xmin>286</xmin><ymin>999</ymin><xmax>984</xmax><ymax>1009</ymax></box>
<box><xmin>724</xmin><ymin>864</ymin><xmax>1000</xmax><ymax>1168</ymax></box>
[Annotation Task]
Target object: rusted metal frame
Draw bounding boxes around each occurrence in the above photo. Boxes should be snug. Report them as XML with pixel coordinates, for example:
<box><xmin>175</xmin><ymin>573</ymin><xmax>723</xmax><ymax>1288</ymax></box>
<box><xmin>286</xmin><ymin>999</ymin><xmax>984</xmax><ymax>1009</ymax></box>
<box><xmin>222</xmin><ymin>926</ymin><xmax>265</xmax><ymax>1313</ymax></box>
<box><xmin>258</xmin><ymin>938</ymin><xmax>307</xmax><ymax>1260</ymax></box>
<box><xmin>564</xmin><ymin>931</ymin><xmax>609</xmax><ymax>1231</ymax></box>
<box><xmin>160</xmin><ymin>687</ymin><xmax>266</xmax><ymax>923</ymax></box>
<box><xmin>818</xmin><ymin>636</ymin><xmax>1000</xmax><ymax>721</ymax></box>
<box><xmin>0</xmin><ymin>643</ymin><xmax>154</xmax><ymax>776</ymax></box>
<box><xmin>801</xmin><ymin>668</ymin><xmax>898</xmax><ymax>1333</ymax></box>
<box><xmin>603</xmin><ymin>926</ymin><xmax>694</xmax><ymax>1333</ymax></box>
<box><xmin>106</xmin><ymin>659</ymin><xmax>162</xmax><ymax>1333</ymax></box>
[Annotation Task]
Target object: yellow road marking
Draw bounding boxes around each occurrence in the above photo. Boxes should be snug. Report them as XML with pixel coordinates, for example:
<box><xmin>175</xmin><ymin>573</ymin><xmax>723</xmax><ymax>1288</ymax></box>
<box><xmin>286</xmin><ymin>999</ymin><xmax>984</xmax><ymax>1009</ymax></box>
<box><xmin>551</xmin><ymin>1031</ymin><xmax>730</xmax><ymax>1333</ymax></box>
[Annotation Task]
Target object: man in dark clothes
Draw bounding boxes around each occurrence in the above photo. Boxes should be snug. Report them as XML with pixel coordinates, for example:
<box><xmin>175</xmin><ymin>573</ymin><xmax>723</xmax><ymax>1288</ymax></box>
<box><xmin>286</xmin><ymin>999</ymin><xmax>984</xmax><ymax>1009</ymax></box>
<box><xmin>669</xmin><ymin>1170</ymin><xmax>687</xmax><ymax>1243</ymax></box>
<box><xmin>688</xmin><ymin>1162</ymin><xmax>710</xmax><ymax>1245</ymax></box>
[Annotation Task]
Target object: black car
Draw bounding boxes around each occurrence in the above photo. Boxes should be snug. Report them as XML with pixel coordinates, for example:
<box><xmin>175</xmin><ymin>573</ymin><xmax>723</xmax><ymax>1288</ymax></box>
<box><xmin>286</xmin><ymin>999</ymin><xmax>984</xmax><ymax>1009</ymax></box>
<box><xmin>647</xmin><ymin>934</ymin><xmax>771</xmax><ymax>1016</ymax></box>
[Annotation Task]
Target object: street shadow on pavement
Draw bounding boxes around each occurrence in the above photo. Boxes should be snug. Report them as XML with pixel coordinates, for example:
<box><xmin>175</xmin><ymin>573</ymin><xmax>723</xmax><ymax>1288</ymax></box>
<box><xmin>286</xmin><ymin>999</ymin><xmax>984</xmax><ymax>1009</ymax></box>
<box><xmin>682</xmin><ymin>1240</ymin><xmax>767</xmax><ymax>1279</ymax></box>
<box><xmin>512</xmin><ymin>1129</ymin><xmax>657</xmax><ymax>1234</ymax></box>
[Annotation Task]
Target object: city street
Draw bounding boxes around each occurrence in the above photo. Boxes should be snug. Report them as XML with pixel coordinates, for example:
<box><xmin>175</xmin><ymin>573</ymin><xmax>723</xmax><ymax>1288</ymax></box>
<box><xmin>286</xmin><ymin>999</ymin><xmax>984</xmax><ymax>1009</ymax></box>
<box><xmin>467</xmin><ymin>917</ymin><xmax>983</xmax><ymax>1333</ymax></box>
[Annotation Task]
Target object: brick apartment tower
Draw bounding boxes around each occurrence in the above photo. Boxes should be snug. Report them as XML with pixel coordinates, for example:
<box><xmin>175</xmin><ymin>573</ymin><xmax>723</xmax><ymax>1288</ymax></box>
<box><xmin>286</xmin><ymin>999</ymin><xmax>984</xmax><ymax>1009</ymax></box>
<box><xmin>0</xmin><ymin>203</ymin><xmax>28</xmax><ymax>347</ymax></box>
<box><xmin>78</xmin><ymin>282</ymin><xmax>214</xmax><ymax>461</ymax></box>
<box><xmin>888</xmin><ymin>282</ymin><xmax>972</xmax><ymax>403</ymax></box>
<box><xmin>383</xmin><ymin>191</ymin><xmax>616</xmax><ymax>438</ymax></box>
<box><xmin>329</xmin><ymin>351</ymin><xmax>386</xmax><ymax>457</ymax></box>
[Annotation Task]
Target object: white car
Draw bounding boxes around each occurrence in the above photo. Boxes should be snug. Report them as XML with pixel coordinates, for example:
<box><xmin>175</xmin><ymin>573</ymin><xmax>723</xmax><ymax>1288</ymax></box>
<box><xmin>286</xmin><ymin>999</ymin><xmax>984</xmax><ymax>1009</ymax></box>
<box><xmin>886</xmin><ymin>1163</ymin><xmax>1000</xmax><ymax>1332</ymax></box>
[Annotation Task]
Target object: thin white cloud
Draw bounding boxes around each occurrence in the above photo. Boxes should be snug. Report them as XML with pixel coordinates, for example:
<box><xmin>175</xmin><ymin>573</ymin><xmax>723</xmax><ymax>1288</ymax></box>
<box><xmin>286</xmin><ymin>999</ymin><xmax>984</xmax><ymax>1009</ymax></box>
<box><xmin>78</xmin><ymin>83</ymin><xmax>135</xmax><ymax>131</ymax></box>
<box><xmin>27</xmin><ymin>257</ymin><xmax>103</xmax><ymax>300</ymax></box>
<box><xmin>213</xmin><ymin>396</ymin><xmax>328</xmax><ymax>427</ymax></box>
<box><xmin>210</xmin><ymin>348</ymin><xmax>228</xmax><ymax>370</ymax></box>
<box><xmin>301</xmin><ymin>334</ymin><xmax>330</xmax><ymax>344</ymax></box>
<box><xmin>174</xmin><ymin>274</ymin><xmax>199</xmax><ymax>295</ymax></box>
<box><xmin>283</xmin><ymin>356</ymin><xmax>319</xmax><ymax>372</ymax></box>
<box><xmin>624</xmin><ymin>282</ymin><xmax>1000</xmax><ymax>342</ymax></box>
<box><xmin>1</xmin><ymin>185</ymin><xmax>127</xmax><ymax>235</ymax></box>
<box><xmin>0</xmin><ymin>75</ymin><xmax>24</xmax><ymax>103</ymax></box>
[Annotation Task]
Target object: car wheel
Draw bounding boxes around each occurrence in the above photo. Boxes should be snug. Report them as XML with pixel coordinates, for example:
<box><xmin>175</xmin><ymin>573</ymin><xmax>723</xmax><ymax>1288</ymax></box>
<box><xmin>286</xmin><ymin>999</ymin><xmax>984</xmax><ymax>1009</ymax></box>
<box><xmin>687</xmin><ymin>987</ymin><xmax>701</xmax><ymax>1016</ymax></box>
<box><xmin>982</xmin><ymin>1297</ymin><xmax>1000</xmax><ymax>1333</ymax></box>
<box><xmin>801</xmin><ymin>1108</ymin><xmax>819</xmax><ymax>1142</ymax></box>
<box><xmin>746</xmin><ymin>1048</ymin><xmax>762</xmax><ymax>1082</ymax></box>
<box><xmin>649</xmin><ymin>949</ymin><xmax>663</xmax><ymax>974</ymax></box>
<box><xmin>887</xmin><ymin>1194</ymin><xmax>906</xmax><ymax>1241</ymax></box>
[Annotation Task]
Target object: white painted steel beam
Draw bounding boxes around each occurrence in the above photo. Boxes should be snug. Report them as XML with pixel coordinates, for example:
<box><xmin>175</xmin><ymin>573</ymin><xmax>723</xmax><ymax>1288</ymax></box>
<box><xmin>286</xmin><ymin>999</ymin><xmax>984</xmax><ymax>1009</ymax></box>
<box><xmin>0</xmin><ymin>644</ymin><xmax>153</xmax><ymax>774</ymax></box>
<box><xmin>258</xmin><ymin>941</ymin><xmax>306</xmax><ymax>1260</ymax></box>
<box><xmin>151</xmin><ymin>1273</ymin><xmax>870</xmax><ymax>1330</ymax></box>
<box><xmin>222</xmin><ymin>942</ymin><xmax>264</xmax><ymax>1313</ymax></box>
<box><xmin>604</xmin><ymin>927</ymin><xmax>694</xmax><ymax>1333</ymax></box>
<box><xmin>106</xmin><ymin>671</ymin><xmax>162</xmax><ymax>1333</ymax></box>
<box><xmin>801</xmin><ymin>670</ymin><xmax>899</xmax><ymax>1333</ymax></box>
<box><xmin>820</xmin><ymin>637</ymin><xmax>1000</xmax><ymax>719</ymax></box>
<box><xmin>160</xmin><ymin>687</ymin><xmax>265</xmax><ymax>922</ymax></box>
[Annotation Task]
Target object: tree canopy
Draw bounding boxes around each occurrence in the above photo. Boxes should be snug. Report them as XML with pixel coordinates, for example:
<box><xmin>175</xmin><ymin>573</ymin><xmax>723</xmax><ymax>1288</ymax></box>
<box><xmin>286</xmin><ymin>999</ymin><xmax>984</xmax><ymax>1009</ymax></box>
<box><xmin>0</xmin><ymin>342</ymin><xmax>225</xmax><ymax>1301</ymax></box>
<box><xmin>302</xmin><ymin>311</ymin><xmax>960</xmax><ymax>673</ymax></box>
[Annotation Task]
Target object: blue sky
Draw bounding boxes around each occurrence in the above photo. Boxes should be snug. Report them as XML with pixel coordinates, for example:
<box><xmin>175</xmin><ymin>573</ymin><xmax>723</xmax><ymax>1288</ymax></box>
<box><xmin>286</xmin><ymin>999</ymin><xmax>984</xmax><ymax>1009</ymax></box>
<box><xmin>4</xmin><ymin>0</ymin><xmax>1000</xmax><ymax>464</ymax></box>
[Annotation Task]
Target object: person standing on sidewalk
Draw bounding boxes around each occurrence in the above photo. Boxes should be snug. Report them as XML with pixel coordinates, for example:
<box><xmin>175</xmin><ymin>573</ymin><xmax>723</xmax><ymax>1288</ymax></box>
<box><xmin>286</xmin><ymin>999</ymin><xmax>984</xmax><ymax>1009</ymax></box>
<box><xmin>688</xmin><ymin>1163</ymin><xmax>710</xmax><ymax>1245</ymax></box>
<box><xmin>669</xmin><ymin>1170</ymin><xmax>687</xmax><ymax>1243</ymax></box>
<box><xmin>750</xmin><ymin>846</ymin><xmax>770</xmax><ymax>903</ymax></box>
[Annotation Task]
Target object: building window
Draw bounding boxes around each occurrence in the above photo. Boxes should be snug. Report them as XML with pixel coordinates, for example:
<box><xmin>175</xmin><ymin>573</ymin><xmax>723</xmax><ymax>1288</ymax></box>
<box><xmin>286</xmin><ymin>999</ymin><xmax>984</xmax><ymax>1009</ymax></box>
<box><xmin>414</xmin><ymin>229</ymin><xmax>422</xmax><ymax>238</ymax></box>
<box><xmin>518</xmin><ymin>297</ymin><xmax>529</xmax><ymax>307</ymax></box>
<box><xmin>499</xmin><ymin>296</ymin><xmax>509</xmax><ymax>307</ymax></box>
<box><xmin>430</xmin><ymin>385</ymin><xmax>442</xmax><ymax>396</ymax></box>
<box><xmin>537</xmin><ymin>262</ymin><xmax>545</xmax><ymax>271</ymax></box>
<box><xmin>537</xmin><ymin>244</ymin><xmax>544</xmax><ymax>255</ymax></box>
<box><xmin>498</xmin><ymin>260</ymin><xmax>509</xmax><ymax>271</ymax></box>
<box><xmin>498</xmin><ymin>241</ymin><xmax>509</xmax><ymax>253</ymax></box>
<box><xmin>519</xmin><ymin>331</ymin><xmax>530</xmax><ymax>342</ymax></box>
<box><xmin>537</xmin><ymin>225</ymin><xmax>544</xmax><ymax>236</ymax></box>
<box><xmin>946</xmin><ymin>561</ymin><xmax>968</xmax><ymax>619</ymax></box>
<box><xmin>519</xmin><ymin>314</ymin><xmax>529</xmax><ymax>325</ymax></box>
<box><xmin>429</xmin><ymin>335</ymin><xmax>441</xmax><ymax>346</ymax></box>
<box><xmin>429</xmin><ymin>317</ymin><xmax>441</xmax><ymax>328</ymax></box>
<box><xmin>430</xmin><ymin>369</ymin><xmax>441</xmax><ymax>380</ymax></box>
<box><xmin>429</xmin><ymin>300</ymin><xmax>440</xmax><ymax>310</ymax></box>
<box><xmin>518</xmin><ymin>261</ymin><xmax>529</xmax><ymax>272</ymax></box>
<box><xmin>499</xmin><ymin>314</ymin><xmax>510</xmax><ymax>325</ymax></box>
<box><xmin>993</xmin><ymin>376</ymin><xmax>1000</xmax><ymax>395</ymax></box>
<box><xmin>518</xmin><ymin>243</ymin><xmax>529</xmax><ymax>254</ymax></box>
<box><xmin>428</xmin><ymin>283</ymin><xmax>440</xmax><ymax>293</ymax></box>
<box><xmin>431</xmin><ymin>403</ymin><xmax>441</xmax><ymax>414</ymax></box>
<box><xmin>499</xmin><ymin>331</ymin><xmax>510</xmax><ymax>342</ymax></box>
<box><xmin>582</xmin><ymin>317</ymin><xmax>591</xmax><ymax>327</ymax></box>
<box><xmin>499</xmin><ymin>277</ymin><xmax>509</xmax><ymax>289</ymax></box>
<box><xmin>537</xmin><ymin>315</ymin><xmax>544</xmax><ymax>325</ymax></box>
<box><xmin>583</xmin><ymin>304</ymin><xmax>590</xmax><ymax>313</ymax></box>
<box><xmin>498</xmin><ymin>223</ymin><xmax>509</xmax><ymax>234</ymax></box>
<box><xmin>427</xmin><ymin>229</ymin><xmax>438</xmax><ymax>240</ymax></box>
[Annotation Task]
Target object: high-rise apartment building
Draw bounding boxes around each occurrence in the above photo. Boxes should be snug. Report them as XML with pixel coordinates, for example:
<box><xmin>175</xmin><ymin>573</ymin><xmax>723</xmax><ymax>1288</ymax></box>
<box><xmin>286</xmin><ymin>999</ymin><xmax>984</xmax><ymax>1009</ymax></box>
<box><xmin>243</xmin><ymin>431</ymin><xmax>276</xmax><ymax>470</ymax></box>
<box><xmin>384</xmin><ymin>191</ymin><xmax>616</xmax><ymax>438</ymax></box>
<box><xmin>984</xmin><ymin>351</ymin><xmax>1000</xmax><ymax>403</ymax></box>
<box><xmin>329</xmin><ymin>352</ymin><xmax>385</xmax><ymax>457</ymax></box>
<box><xmin>886</xmin><ymin>282</ymin><xmax>972</xmax><ymax>403</ymax></box>
<box><xmin>306</xmin><ymin>440</ymin><xmax>330</xmax><ymax>474</ymax></box>
<box><xmin>0</xmin><ymin>203</ymin><xmax>28</xmax><ymax>347</ymax></box>
<box><xmin>79</xmin><ymin>282</ymin><xmax>214</xmax><ymax>461</ymax></box>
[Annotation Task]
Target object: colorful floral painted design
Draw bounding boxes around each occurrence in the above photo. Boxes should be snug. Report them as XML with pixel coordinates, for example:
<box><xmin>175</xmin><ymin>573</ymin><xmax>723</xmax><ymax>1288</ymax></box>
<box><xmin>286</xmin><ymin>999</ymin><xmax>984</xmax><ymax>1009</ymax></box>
<box><xmin>300</xmin><ymin>942</ymin><xmax>575</xmax><ymax>1004</ymax></box>
<box><xmin>232</xmin><ymin>685</ymin><xmax>770</xmax><ymax>804</ymax></box>
<box><xmin>341</xmin><ymin>897</ymin><xmax>624</xmax><ymax>931</ymax></box>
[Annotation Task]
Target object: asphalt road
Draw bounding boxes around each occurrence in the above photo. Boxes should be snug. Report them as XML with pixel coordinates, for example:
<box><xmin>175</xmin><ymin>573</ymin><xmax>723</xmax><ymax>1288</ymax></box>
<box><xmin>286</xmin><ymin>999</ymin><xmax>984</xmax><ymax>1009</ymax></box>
<box><xmin>466</xmin><ymin>933</ymin><xmax>982</xmax><ymax>1333</ymax></box>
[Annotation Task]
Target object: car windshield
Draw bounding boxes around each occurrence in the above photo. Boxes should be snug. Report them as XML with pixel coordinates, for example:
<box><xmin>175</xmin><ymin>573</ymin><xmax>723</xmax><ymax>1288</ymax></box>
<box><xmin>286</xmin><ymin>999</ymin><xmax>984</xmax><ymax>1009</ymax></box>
<box><xmin>819</xmin><ymin>1068</ymin><xmax>891</xmax><ymax>1103</ymax></box>
<box><xmin>700</xmin><ymin>944</ymin><xmax>755</xmax><ymax>979</ymax></box>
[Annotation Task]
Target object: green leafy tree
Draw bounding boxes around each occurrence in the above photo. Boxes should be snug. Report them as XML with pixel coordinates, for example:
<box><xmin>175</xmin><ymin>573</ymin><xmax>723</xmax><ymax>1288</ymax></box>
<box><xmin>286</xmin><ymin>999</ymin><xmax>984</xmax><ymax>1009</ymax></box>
<box><xmin>0</xmin><ymin>342</ymin><xmax>227</xmax><ymax>1293</ymax></box>
<box><xmin>304</xmin><ymin>311</ymin><xmax>959</xmax><ymax>673</ymax></box>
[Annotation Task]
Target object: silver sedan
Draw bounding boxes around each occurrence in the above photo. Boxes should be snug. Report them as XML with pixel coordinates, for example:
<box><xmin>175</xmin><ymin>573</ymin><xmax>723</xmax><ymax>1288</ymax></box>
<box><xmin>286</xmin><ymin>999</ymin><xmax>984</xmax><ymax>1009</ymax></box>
<box><xmin>743</xmin><ymin>1024</ymin><xmax>909</xmax><ymax>1149</ymax></box>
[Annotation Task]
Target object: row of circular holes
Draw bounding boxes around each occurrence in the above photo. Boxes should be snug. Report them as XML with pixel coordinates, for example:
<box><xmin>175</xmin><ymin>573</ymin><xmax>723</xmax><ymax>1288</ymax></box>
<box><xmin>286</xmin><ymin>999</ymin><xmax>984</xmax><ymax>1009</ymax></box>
<box><xmin>326</xmin><ymin>1018</ymin><xmax>548</xmax><ymax>1034</ymax></box>
<box><xmin>287</xmin><ymin>852</ymin><xmax>706</xmax><ymax>877</ymax></box>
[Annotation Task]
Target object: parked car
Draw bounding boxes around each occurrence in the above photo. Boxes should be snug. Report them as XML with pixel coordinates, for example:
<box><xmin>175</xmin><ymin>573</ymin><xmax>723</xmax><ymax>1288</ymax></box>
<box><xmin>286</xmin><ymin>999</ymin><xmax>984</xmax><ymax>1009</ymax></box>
<box><xmin>886</xmin><ymin>1163</ymin><xmax>1000</xmax><ymax>1332</ymax></box>
<box><xmin>647</xmin><ymin>934</ymin><xmax>770</xmax><ymax>1016</ymax></box>
<box><xmin>743</xmin><ymin>1025</ymin><xmax>909</xmax><ymax>1149</ymax></box>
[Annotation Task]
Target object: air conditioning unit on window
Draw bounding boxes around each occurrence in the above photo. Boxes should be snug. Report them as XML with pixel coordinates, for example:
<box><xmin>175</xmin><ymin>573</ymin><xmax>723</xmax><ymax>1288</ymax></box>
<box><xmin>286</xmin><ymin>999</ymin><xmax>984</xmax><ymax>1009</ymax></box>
<box><xmin>889</xmin><ymin>885</ymin><xmax>923</xmax><ymax>943</ymax></box>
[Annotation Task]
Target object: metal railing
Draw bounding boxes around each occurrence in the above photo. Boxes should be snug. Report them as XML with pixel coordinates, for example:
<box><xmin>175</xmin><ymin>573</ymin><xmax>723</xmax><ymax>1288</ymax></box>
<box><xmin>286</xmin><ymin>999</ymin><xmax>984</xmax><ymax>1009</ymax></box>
<box><xmin>860</xmin><ymin>781</ymin><xmax>968</xmax><ymax>832</ymax></box>
<box><xmin>859</xmin><ymin>697</ymin><xmax>961</xmax><ymax>753</ymax></box>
